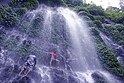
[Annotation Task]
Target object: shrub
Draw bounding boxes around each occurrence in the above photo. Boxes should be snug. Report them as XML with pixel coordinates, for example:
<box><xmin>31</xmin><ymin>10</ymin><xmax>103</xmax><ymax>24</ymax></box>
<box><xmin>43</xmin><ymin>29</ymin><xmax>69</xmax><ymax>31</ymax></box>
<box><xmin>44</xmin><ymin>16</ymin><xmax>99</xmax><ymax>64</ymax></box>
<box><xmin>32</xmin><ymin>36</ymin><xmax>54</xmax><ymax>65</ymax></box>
<box><xmin>87</xmin><ymin>4</ymin><xmax>105</xmax><ymax>16</ymax></box>
<box><xmin>63</xmin><ymin>0</ymin><xmax>83</xmax><ymax>7</ymax></box>
<box><xmin>94</xmin><ymin>16</ymin><xmax>105</xmax><ymax>22</ymax></box>
<box><xmin>74</xmin><ymin>6</ymin><xmax>89</xmax><ymax>13</ymax></box>
<box><xmin>78</xmin><ymin>11</ymin><xmax>94</xmax><ymax>20</ymax></box>
<box><xmin>9</xmin><ymin>0</ymin><xmax>39</xmax><ymax>10</ymax></box>
<box><xmin>38</xmin><ymin>0</ymin><xmax>66</xmax><ymax>6</ymax></box>
<box><xmin>23</xmin><ymin>0</ymin><xmax>39</xmax><ymax>9</ymax></box>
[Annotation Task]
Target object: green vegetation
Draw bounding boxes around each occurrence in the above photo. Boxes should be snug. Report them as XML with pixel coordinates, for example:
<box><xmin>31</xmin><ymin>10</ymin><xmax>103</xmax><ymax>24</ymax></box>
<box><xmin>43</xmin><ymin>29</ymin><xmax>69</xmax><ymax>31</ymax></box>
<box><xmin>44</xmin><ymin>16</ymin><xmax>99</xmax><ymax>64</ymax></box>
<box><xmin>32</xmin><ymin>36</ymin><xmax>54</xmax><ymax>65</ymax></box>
<box><xmin>105</xmin><ymin>6</ymin><xmax>124</xmax><ymax>24</ymax></box>
<box><xmin>15</xmin><ymin>7</ymin><xmax>27</xmax><ymax>16</ymax></box>
<box><xmin>37</xmin><ymin>0</ymin><xmax>66</xmax><ymax>6</ymax></box>
<box><xmin>9</xmin><ymin>0</ymin><xmax>39</xmax><ymax>10</ymax></box>
<box><xmin>94</xmin><ymin>20</ymin><xmax>102</xmax><ymax>27</ymax></box>
<box><xmin>73</xmin><ymin>4</ymin><xmax>106</xmax><ymax>28</ymax></box>
<box><xmin>0</xmin><ymin>5</ymin><xmax>17</xmax><ymax>27</ymax></box>
<box><xmin>63</xmin><ymin>0</ymin><xmax>83</xmax><ymax>7</ymax></box>
<box><xmin>100</xmin><ymin>24</ymin><xmax>124</xmax><ymax>45</ymax></box>
<box><xmin>91</xmin><ymin>28</ymin><xmax>124</xmax><ymax>78</ymax></box>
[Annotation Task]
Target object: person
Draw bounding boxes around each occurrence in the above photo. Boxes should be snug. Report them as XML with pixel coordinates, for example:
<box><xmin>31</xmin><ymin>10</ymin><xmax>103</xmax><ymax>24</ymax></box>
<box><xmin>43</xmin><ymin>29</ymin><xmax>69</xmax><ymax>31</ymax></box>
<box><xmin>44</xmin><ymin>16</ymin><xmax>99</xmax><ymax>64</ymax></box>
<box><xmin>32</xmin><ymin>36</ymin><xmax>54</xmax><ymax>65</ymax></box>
<box><xmin>49</xmin><ymin>51</ymin><xmax>60</xmax><ymax>66</ymax></box>
<box><xmin>18</xmin><ymin>55</ymin><xmax>36</xmax><ymax>77</ymax></box>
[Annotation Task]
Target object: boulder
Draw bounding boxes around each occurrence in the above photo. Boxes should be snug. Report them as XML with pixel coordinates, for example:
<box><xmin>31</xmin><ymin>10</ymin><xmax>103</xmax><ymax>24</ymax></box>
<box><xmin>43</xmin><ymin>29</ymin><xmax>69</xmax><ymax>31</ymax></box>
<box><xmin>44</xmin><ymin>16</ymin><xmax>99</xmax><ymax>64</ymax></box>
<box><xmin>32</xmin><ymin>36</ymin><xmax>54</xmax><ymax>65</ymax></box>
<box><xmin>91</xmin><ymin>71</ymin><xmax>108</xmax><ymax>83</ymax></box>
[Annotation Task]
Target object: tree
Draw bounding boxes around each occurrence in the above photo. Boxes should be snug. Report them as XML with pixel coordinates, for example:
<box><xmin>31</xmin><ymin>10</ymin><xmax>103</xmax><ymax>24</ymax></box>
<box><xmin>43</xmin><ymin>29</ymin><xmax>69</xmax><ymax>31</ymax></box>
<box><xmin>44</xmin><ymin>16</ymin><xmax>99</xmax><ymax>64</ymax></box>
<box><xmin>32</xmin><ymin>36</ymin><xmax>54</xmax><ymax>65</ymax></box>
<box><xmin>120</xmin><ymin>0</ymin><xmax>124</xmax><ymax>12</ymax></box>
<box><xmin>106</xmin><ymin>6</ymin><xmax>120</xmax><ymax>12</ymax></box>
<box><xmin>86</xmin><ymin>4</ymin><xmax>105</xmax><ymax>16</ymax></box>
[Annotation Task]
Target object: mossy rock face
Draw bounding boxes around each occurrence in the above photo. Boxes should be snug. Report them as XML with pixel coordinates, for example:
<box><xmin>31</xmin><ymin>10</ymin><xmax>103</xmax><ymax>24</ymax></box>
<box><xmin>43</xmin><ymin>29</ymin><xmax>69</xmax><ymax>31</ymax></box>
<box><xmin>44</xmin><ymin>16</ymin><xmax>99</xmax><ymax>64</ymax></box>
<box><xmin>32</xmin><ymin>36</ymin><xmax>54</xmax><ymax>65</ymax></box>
<box><xmin>16</xmin><ymin>40</ymin><xmax>32</xmax><ymax>56</ymax></box>
<box><xmin>91</xmin><ymin>28</ymin><xmax>124</xmax><ymax>78</ymax></box>
<box><xmin>100</xmin><ymin>24</ymin><xmax>124</xmax><ymax>45</ymax></box>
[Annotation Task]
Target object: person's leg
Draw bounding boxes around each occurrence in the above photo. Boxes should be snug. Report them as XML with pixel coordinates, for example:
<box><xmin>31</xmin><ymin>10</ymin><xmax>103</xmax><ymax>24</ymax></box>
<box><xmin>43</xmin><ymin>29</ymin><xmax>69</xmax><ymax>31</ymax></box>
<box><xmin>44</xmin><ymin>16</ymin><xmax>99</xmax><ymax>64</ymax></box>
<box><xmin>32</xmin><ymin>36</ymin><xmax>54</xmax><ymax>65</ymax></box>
<box><xmin>50</xmin><ymin>58</ymin><xmax>53</xmax><ymax>66</ymax></box>
<box><xmin>18</xmin><ymin>67</ymin><xmax>25</xmax><ymax>76</ymax></box>
<box><xmin>24</xmin><ymin>70</ymin><xmax>31</xmax><ymax>76</ymax></box>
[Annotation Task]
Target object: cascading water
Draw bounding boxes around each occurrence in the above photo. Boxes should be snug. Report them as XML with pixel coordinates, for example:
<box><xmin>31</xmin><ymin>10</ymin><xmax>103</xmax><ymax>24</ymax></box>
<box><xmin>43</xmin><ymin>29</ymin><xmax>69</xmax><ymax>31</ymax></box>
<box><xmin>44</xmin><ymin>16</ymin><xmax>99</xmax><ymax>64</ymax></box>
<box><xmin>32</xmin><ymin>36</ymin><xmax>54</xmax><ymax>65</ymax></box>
<box><xmin>0</xmin><ymin>5</ymin><xmax>123</xmax><ymax>83</ymax></box>
<box><xmin>58</xmin><ymin>8</ymin><xmax>101</xmax><ymax>71</ymax></box>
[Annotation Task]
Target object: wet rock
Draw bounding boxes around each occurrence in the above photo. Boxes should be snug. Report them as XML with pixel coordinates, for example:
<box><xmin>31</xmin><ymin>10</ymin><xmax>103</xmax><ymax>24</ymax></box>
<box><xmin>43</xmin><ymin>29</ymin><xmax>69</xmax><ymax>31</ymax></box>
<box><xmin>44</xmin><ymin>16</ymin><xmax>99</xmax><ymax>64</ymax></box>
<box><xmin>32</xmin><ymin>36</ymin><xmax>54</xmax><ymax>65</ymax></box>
<box><xmin>117</xmin><ymin>56</ymin><xmax>124</xmax><ymax>69</ymax></box>
<box><xmin>50</xmin><ymin>68</ymin><xmax>80</xmax><ymax>83</ymax></box>
<box><xmin>13</xmin><ymin>64</ymin><xmax>20</xmax><ymax>73</ymax></box>
<box><xmin>116</xmin><ymin>46</ymin><xmax>124</xmax><ymax>57</ymax></box>
<box><xmin>12</xmin><ymin>76</ymin><xmax>31</xmax><ymax>83</ymax></box>
<box><xmin>0</xmin><ymin>65</ymin><xmax>14</xmax><ymax>82</ymax></box>
<box><xmin>50</xmin><ymin>68</ymin><xmax>67</xmax><ymax>83</ymax></box>
<box><xmin>22</xmin><ymin>40</ymin><xmax>32</xmax><ymax>46</ymax></box>
<box><xmin>19</xmin><ymin>77</ymin><xmax>31</xmax><ymax>83</ymax></box>
<box><xmin>30</xmin><ymin>70</ymin><xmax>42</xmax><ymax>83</ymax></box>
<box><xmin>91</xmin><ymin>71</ymin><xmax>108</xmax><ymax>83</ymax></box>
<box><xmin>68</xmin><ymin>75</ymin><xmax>79</xmax><ymax>83</ymax></box>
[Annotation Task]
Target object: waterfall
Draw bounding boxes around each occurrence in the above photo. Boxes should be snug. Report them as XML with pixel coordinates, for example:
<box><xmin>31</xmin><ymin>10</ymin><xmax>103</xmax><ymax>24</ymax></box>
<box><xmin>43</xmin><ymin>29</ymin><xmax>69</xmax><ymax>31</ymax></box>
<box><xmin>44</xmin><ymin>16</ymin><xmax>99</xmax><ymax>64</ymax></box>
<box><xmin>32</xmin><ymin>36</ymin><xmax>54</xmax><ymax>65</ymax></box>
<box><xmin>0</xmin><ymin>5</ymin><xmax>123</xmax><ymax>83</ymax></box>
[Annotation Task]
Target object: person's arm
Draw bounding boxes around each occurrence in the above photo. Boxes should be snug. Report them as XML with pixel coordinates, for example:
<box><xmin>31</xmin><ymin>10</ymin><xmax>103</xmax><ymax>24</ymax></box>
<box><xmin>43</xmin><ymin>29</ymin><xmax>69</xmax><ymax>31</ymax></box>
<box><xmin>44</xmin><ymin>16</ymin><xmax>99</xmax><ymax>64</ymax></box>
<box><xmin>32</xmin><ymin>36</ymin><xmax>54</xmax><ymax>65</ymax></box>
<box><xmin>18</xmin><ymin>67</ymin><xmax>25</xmax><ymax>76</ymax></box>
<box><xmin>58</xmin><ymin>52</ymin><xmax>65</xmax><ymax>59</ymax></box>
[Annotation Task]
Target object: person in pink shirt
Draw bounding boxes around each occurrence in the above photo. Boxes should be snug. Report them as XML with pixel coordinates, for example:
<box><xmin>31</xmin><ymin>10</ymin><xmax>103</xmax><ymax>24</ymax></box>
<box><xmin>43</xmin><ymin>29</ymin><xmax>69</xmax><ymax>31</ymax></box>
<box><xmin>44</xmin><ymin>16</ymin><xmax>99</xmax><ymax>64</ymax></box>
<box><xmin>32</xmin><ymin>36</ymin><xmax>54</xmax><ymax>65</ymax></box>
<box><xmin>49</xmin><ymin>51</ymin><xmax>60</xmax><ymax>66</ymax></box>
